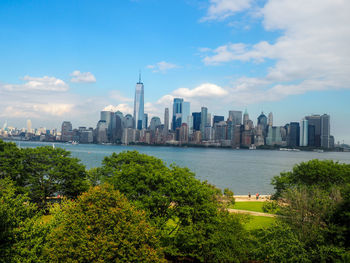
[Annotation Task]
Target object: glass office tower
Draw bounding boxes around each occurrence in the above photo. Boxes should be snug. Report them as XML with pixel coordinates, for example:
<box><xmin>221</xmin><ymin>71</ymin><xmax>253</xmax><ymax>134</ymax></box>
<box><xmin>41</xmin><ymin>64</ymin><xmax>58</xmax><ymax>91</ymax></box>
<box><xmin>133</xmin><ymin>73</ymin><xmax>145</xmax><ymax>130</ymax></box>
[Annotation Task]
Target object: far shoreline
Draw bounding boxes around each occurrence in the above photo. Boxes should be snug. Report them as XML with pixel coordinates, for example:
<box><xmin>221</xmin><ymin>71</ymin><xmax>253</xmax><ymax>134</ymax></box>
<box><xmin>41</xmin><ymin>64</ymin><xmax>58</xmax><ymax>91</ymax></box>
<box><xmin>1</xmin><ymin>137</ymin><xmax>347</xmax><ymax>153</ymax></box>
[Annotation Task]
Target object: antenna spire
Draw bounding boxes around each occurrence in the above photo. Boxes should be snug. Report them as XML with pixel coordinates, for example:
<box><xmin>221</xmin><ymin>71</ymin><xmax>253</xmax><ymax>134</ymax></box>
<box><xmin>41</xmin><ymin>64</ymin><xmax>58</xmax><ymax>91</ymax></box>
<box><xmin>139</xmin><ymin>70</ymin><xmax>141</xmax><ymax>83</ymax></box>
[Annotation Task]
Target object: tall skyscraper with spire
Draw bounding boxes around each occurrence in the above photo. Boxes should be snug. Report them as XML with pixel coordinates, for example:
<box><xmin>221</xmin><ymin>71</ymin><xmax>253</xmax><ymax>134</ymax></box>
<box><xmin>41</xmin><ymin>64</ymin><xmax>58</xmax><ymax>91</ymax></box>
<box><xmin>133</xmin><ymin>72</ymin><xmax>145</xmax><ymax>130</ymax></box>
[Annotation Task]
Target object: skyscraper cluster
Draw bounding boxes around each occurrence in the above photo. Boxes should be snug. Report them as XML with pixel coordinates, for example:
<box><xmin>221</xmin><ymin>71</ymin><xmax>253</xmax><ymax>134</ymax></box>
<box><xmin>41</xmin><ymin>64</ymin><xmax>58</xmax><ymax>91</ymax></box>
<box><xmin>56</xmin><ymin>76</ymin><xmax>336</xmax><ymax>149</ymax></box>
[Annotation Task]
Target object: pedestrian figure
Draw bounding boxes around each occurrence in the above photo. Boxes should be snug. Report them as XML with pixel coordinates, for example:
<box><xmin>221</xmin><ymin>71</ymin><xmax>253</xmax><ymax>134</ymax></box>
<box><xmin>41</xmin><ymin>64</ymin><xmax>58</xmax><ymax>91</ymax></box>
<box><xmin>248</xmin><ymin>192</ymin><xmax>251</xmax><ymax>199</ymax></box>
<box><xmin>256</xmin><ymin>192</ymin><xmax>259</xmax><ymax>200</ymax></box>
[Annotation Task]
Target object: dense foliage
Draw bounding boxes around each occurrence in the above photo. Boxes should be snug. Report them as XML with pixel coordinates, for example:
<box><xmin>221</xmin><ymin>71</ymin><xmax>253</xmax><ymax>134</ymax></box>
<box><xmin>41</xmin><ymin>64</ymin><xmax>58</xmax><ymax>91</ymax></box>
<box><xmin>2</xmin><ymin>139</ymin><xmax>350</xmax><ymax>262</ymax></box>
<box><xmin>45</xmin><ymin>184</ymin><xmax>165</xmax><ymax>263</ymax></box>
<box><xmin>98</xmin><ymin>151</ymin><xmax>248</xmax><ymax>262</ymax></box>
<box><xmin>0</xmin><ymin>140</ymin><xmax>88</xmax><ymax>207</ymax></box>
<box><xmin>253</xmin><ymin>159</ymin><xmax>350</xmax><ymax>262</ymax></box>
<box><xmin>271</xmin><ymin>159</ymin><xmax>350</xmax><ymax>199</ymax></box>
<box><xmin>0</xmin><ymin>178</ymin><xmax>38</xmax><ymax>262</ymax></box>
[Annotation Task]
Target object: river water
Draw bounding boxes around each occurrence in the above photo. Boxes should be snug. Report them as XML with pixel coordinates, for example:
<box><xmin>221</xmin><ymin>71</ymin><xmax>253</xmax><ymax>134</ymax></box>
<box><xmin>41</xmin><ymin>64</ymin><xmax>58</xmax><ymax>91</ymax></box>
<box><xmin>14</xmin><ymin>141</ymin><xmax>350</xmax><ymax>195</ymax></box>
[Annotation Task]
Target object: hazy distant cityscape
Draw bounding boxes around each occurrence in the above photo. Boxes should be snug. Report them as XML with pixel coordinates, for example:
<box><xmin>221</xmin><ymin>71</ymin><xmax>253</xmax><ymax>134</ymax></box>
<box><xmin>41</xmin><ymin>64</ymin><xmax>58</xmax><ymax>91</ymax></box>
<box><xmin>1</xmin><ymin>75</ymin><xmax>344</xmax><ymax>151</ymax></box>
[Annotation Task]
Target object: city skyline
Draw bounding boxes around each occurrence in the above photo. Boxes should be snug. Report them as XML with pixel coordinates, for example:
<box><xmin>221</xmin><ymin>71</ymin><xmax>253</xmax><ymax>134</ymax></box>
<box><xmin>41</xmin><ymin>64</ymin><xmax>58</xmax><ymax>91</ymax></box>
<box><xmin>0</xmin><ymin>1</ymin><xmax>349</xmax><ymax>143</ymax></box>
<box><xmin>1</xmin><ymin>102</ymin><xmax>337</xmax><ymax>149</ymax></box>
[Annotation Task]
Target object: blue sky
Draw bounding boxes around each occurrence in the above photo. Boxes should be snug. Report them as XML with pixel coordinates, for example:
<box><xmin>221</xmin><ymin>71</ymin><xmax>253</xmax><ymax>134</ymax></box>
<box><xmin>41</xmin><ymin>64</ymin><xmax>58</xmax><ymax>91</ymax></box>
<box><xmin>0</xmin><ymin>0</ymin><xmax>350</xmax><ymax>143</ymax></box>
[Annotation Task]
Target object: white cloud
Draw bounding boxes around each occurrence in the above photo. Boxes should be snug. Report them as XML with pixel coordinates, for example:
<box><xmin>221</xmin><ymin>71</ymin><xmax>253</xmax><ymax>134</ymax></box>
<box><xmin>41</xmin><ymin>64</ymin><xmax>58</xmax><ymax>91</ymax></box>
<box><xmin>200</xmin><ymin>0</ymin><xmax>350</xmax><ymax>101</ymax></box>
<box><xmin>103</xmin><ymin>104</ymin><xmax>133</xmax><ymax>114</ymax></box>
<box><xmin>108</xmin><ymin>90</ymin><xmax>133</xmax><ymax>103</ymax></box>
<box><xmin>173</xmin><ymin>83</ymin><xmax>228</xmax><ymax>98</ymax></box>
<box><xmin>0</xmin><ymin>75</ymin><xmax>107</xmax><ymax>127</ymax></box>
<box><xmin>70</xmin><ymin>70</ymin><xmax>96</xmax><ymax>83</ymax></box>
<box><xmin>147</xmin><ymin>61</ymin><xmax>179</xmax><ymax>73</ymax></box>
<box><xmin>1</xmin><ymin>103</ymin><xmax>74</xmax><ymax>118</ymax></box>
<box><xmin>3</xmin><ymin>76</ymin><xmax>68</xmax><ymax>92</ymax></box>
<box><xmin>202</xmin><ymin>0</ymin><xmax>253</xmax><ymax>21</ymax></box>
<box><xmin>32</xmin><ymin>104</ymin><xmax>74</xmax><ymax>116</ymax></box>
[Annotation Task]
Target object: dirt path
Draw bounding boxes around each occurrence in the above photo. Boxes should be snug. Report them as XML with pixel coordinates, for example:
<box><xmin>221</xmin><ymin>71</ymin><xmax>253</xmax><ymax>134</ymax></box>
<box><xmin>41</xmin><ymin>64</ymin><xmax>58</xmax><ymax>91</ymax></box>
<box><xmin>234</xmin><ymin>195</ymin><xmax>271</xmax><ymax>202</ymax></box>
<box><xmin>228</xmin><ymin>209</ymin><xmax>276</xmax><ymax>217</ymax></box>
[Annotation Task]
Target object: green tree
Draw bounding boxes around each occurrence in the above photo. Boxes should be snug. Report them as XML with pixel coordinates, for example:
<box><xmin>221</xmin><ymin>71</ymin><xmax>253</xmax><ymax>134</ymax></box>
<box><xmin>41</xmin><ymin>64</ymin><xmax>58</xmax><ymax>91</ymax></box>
<box><xmin>22</xmin><ymin>146</ymin><xmax>88</xmax><ymax>206</ymax></box>
<box><xmin>0</xmin><ymin>140</ymin><xmax>26</xmax><ymax>191</ymax></box>
<box><xmin>86</xmin><ymin>167</ymin><xmax>101</xmax><ymax>187</ymax></box>
<box><xmin>11</xmin><ymin>215</ymin><xmax>51</xmax><ymax>263</ymax></box>
<box><xmin>0</xmin><ymin>177</ymin><xmax>37</xmax><ymax>262</ymax></box>
<box><xmin>98</xmin><ymin>151</ymin><xmax>249</xmax><ymax>262</ymax></box>
<box><xmin>271</xmin><ymin>159</ymin><xmax>350</xmax><ymax>199</ymax></box>
<box><xmin>0</xmin><ymin>140</ymin><xmax>88</xmax><ymax>207</ymax></box>
<box><xmin>250</xmin><ymin>221</ymin><xmax>309</xmax><ymax>263</ymax></box>
<box><xmin>44</xmin><ymin>184</ymin><xmax>165</xmax><ymax>263</ymax></box>
<box><xmin>267</xmin><ymin>159</ymin><xmax>350</xmax><ymax>262</ymax></box>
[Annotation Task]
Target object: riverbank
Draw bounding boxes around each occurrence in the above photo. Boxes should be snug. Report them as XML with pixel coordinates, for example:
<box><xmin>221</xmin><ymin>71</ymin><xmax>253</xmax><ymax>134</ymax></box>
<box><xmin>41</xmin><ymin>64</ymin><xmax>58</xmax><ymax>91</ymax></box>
<box><xmin>1</xmin><ymin>137</ymin><xmax>345</xmax><ymax>152</ymax></box>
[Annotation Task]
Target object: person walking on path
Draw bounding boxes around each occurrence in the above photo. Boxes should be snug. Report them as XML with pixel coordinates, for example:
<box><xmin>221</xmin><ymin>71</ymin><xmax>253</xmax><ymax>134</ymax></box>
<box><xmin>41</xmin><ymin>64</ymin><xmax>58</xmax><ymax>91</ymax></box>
<box><xmin>248</xmin><ymin>192</ymin><xmax>251</xmax><ymax>199</ymax></box>
<box><xmin>256</xmin><ymin>193</ymin><xmax>259</xmax><ymax>200</ymax></box>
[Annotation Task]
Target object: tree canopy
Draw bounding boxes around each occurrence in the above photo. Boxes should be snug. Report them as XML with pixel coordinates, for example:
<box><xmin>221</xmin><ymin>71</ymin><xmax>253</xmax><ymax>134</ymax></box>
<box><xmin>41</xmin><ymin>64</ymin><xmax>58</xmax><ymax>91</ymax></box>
<box><xmin>97</xmin><ymin>151</ymin><xmax>248</xmax><ymax>262</ymax></box>
<box><xmin>0</xmin><ymin>140</ymin><xmax>88</xmax><ymax>207</ymax></box>
<box><xmin>271</xmin><ymin>159</ymin><xmax>350</xmax><ymax>199</ymax></box>
<box><xmin>44</xmin><ymin>184</ymin><xmax>165</xmax><ymax>263</ymax></box>
<box><xmin>260</xmin><ymin>159</ymin><xmax>350</xmax><ymax>262</ymax></box>
<box><xmin>0</xmin><ymin>177</ymin><xmax>37</xmax><ymax>262</ymax></box>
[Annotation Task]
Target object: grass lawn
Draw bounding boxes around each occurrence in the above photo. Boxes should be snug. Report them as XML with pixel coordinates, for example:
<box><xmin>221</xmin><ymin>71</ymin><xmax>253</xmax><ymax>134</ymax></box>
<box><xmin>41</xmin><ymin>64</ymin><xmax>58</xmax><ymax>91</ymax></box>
<box><xmin>244</xmin><ymin>216</ymin><xmax>275</xmax><ymax>230</ymax></box>
<box><xmin>232</xmin><ymin>201</ymin><xmax>265</xmax><ymax>213</ymax></box>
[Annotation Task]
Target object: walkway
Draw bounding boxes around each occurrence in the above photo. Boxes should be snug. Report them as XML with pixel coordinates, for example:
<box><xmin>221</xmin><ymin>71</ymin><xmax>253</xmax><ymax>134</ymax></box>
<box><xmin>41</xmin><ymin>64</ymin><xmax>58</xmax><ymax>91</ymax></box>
<box><xmin>227</xmin><ymin>208</ymin><xmax>277</xmax><ymax>218</ymax></box>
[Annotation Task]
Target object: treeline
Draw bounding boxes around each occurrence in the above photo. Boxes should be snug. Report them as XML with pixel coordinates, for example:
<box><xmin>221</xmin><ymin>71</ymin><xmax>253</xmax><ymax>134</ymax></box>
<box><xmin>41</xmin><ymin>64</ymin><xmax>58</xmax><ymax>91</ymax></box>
<box><xmin>0</xmin><ymin>139</ymin><xmax>349</xmax><ymax>262</ymax></box>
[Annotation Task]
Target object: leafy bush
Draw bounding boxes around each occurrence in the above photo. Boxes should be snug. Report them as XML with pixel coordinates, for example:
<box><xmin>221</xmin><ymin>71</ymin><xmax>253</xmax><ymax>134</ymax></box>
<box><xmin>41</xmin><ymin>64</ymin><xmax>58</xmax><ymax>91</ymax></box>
<box><xmin>262</xmin><ymin>200</ymin><xmax>280</xmax><ymax>214</ymax></box>
<box><xmin>44</xmin><ymin>184</ymin><xmax>165</xmax><ymax>263</ymax></box>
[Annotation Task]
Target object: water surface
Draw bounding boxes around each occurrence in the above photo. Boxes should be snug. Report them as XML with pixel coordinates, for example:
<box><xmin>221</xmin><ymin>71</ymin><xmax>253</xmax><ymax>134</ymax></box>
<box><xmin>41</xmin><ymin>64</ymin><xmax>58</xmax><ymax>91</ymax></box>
<box><xmin>14</xmin><ymin>141</ymin><xmax>350</xmax><ymax>195</ymax></box>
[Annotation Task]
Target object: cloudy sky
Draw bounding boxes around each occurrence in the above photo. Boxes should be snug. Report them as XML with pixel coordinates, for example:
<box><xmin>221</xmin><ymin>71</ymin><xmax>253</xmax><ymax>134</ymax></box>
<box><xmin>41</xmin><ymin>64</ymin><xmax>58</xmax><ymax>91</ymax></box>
<box><xmin>1</xmin><ymin>0</ymin><xmax>350</xmax><ymax>143</ymax></box>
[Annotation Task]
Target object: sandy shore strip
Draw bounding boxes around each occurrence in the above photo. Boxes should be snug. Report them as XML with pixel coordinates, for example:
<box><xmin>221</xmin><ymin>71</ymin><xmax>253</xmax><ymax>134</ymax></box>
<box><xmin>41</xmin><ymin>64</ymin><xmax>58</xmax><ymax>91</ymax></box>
<box><xmin>234</xmin><ymin>195</ymin><xmax>271</xmax><ymax>202</ymax></box>
<box><xmin>228</xmin><ymin>208</ymin><xmax>276</xmax><ymax>217</ymax></box>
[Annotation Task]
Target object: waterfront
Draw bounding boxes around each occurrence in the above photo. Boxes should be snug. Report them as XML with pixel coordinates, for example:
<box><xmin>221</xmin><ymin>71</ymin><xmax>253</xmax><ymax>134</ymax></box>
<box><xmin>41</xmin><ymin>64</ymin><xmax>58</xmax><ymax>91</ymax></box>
<box><xmin>14</xmin><ymin>141</ymin><xmax>350</xmax><ymax>195</ymax></box>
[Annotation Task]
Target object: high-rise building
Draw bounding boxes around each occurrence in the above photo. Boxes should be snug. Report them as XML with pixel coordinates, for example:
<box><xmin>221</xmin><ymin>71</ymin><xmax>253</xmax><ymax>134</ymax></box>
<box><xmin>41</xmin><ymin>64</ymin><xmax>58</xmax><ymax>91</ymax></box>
<box><xmin>179</xmin><ymin>123</ymin><xmax>189</xmax><ymax>143</ymax></box>
<box><xmin>149</xmin><ymin>117</ymin><xmax>161</xmax><ymax>132</ymax></box>
<box><xmin>308</xmin><ymin>124</ymin><xmax>315</xmax><ymax>147</ymax></box>
<box><xmin>213</xmin><ymin>115</ymin><xmax>224</xmax><ymax>125</ymax></box>
<box><xmin>226</xmin><ymin>120</ymin><xmax>235</xmax><ymax>142</ymax></box>
<box><xmin>144</xmin><ymin>113</ymin><xmax>148</xmax><ymax>129</ymax></box>
<box><xmin>187</xmin><ymin>115</ymin><xmax>193</xmax><ymax>135</ymax></box>
<box><xmin>133</xmin><ymin>73</ymin><xmax>145</xmax><ymax>130</ymax></box>
<box><xmin>204</xmin><ymin>124</ymin><xmax>212</xmax><ymax>141</ymax></box>
<box><xmin>172</xmin><ymin>98</ymin><xmax>183</xmax><ymax>130</ymax></box>
<box><xmin>124</xmin><ymin>114</ymin><xmax>134</xmax><ymax>128</ymax></box>
<box><xmin>192</xmin><ymin>112</ymin><xmax>201</xmax><ymax>131</ymax></box>
<box><xmin>243</xmin><ymin>109</ymin><xmax>249</xmax><ymax>125</ymax></box>
<box><xmin>214</xmin><ymin>121</ymin><xmax>227</xmax><ymax>141</ymax></box>
<box><xmin>288</xmin><ymin>122</ymin><xmax>300</xmax><ymax>147</ymax></box>
<box><xmin>200</xmin><ymin>107</ymin><xmax>208</xmax><ymax>135</ymax></box>
<box><xmin>207</xmin><ymin>113</ymin><xmax>212</xmax><ymax>127</ymax></box>
<box><xmin>257</xmin><ymin>112</ymin><xmax>268</xmax><ymax>138</ymax></box>
<box><xmin>100</xmin><ymin>111</ymin><xmax>114</xmax><ymax>141</ymax></box>
<box><xmin>305</xmin><ymin>115</ymin><xmax>321</xmax><ymax>147</ymax></box>
<box><xmin>182</xmin><ymin>102</ymin><xmax>190</xmax><ymax>125</ymax></box>
<box><xmin>27</xmin><ymin>119</ymin><xmax>32</xmax><ymax>133</ymax></box>
<box><xmin>268</xmin><ymin>112</ymin><xmax>273</xmax><ymax>126</ymax></box>
<box><xmin>300</xmin><ymin>119</ymin><xmax>308</xmax><ymax>146</ymax></box>
<box><xmin>228</xmin><ymin>111</ymin><xmax>242</xmax><ymax>125</ymax></box>
<box><xmin>266</xmin><ymin>126</ymin><xmax>283</xmax><ymax>146</ymax></box>
<box><xmin>164</xmin><ymin>108</ymin><xmax>169</xmax><ymax>135</ymax></box>
<box><xmin>61</xmin><ymin>121</ymin><xmax>73</xmax><ymax>142</ymax></box>
<box><xmin>321</xmin><ymin>114</ymin><xmax>330</xmax><ymax>148</ymax></box>
<box><xmin>95</xmin><ymin>120</ymin><xmax>108</xmax><ymax>143</ymax></box>
<box><xmin>114</xmin><ymin>111</ymin><xmax>124</xmax><ymax>142</ymax></box>
<box><xmin>257</xmin><ymin>112</ymin><xmax>267</xmax><ymax>128</ymax></box>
